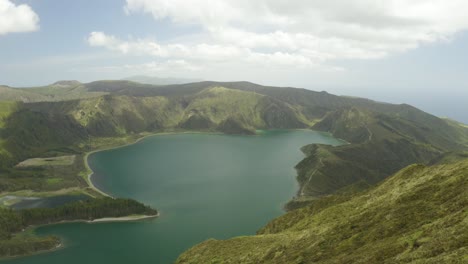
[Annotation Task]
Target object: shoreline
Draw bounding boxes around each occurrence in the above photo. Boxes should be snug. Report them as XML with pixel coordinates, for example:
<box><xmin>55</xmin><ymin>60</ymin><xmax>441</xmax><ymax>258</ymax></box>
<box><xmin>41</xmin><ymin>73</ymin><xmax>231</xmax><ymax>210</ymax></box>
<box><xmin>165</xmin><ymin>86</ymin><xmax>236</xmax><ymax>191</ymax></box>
<box><xmin>2</xmin><ymin>129</ymin><xmax>343</xmax><ymax>202</ymax></box>
<box><xmin>89</xmin><ymin>214</ymin><xmax>159</xmax><ymax>223</ymax></box>
<box><xmin>83</xmin><ymin>129</ymin><xmax>346</xmax><ymax>200</ymax></box>
<box><xmin>33</xmin><ymin>213</ymin><xmax>160</xmax><ymax>228</ymax></box>
<box><xmin>82</xmin><ymin>128</ymin><xmax>345</xmax><ymax>212</ymax></box>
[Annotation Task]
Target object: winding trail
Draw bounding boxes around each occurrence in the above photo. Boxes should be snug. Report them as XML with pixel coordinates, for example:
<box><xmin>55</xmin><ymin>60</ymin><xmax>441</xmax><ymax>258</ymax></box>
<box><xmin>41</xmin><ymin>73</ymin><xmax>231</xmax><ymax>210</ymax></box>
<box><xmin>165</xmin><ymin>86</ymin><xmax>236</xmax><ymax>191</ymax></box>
<box><xmin>300</xmin><ymin>158</ymin><xmax>324</xmax><ymax>196</ymax></box>
<box><xmin>363</xmin><ymin>123</ymin><xmax>373</xmax><ymax>142</ymax></box>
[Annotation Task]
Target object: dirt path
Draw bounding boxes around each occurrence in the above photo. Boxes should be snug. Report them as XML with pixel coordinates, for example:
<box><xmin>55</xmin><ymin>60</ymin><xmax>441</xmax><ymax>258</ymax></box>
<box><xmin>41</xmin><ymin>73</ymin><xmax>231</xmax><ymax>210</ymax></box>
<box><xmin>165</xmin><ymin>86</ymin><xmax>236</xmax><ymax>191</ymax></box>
<box><xmin>300</xmin><ymin>158</ymin><xmax>324</xmax><ymax>196</ymax></box>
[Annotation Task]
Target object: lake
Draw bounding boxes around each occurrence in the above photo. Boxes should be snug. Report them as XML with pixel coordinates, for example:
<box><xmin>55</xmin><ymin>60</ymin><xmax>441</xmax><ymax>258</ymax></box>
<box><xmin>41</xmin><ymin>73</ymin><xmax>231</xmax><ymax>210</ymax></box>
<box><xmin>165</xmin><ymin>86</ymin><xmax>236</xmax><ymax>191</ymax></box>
<box><xmin>3</xmin><ymin>130</ymin><xmax>343</xmax><ymax>264</ymax></box>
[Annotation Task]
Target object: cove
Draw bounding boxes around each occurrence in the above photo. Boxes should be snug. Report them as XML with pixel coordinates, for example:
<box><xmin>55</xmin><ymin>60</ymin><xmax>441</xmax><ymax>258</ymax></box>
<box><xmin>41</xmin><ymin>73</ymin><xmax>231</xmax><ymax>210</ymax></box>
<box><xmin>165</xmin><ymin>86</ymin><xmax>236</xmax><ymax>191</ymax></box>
<box><xmin>3</xmin><ymin>130</ymin><xmax>344</xmax><ymax>264</ymax></box>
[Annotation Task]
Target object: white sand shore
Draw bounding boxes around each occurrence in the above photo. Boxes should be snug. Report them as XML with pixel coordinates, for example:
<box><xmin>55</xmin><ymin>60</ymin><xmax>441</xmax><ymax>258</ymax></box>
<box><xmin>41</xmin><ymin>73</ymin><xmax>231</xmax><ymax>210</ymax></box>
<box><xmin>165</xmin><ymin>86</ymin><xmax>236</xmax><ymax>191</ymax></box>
<box><xmin>89</xmin><ymin>214</ymin><xmax>159</xmax><ymax>223</ymax></box>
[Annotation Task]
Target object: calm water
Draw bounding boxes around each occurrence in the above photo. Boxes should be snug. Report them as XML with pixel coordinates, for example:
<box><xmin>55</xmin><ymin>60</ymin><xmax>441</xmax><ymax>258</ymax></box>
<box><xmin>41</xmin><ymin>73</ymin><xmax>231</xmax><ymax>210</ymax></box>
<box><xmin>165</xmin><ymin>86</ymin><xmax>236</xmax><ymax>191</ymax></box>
<box><xmin>3</xmin><ymin>130</ymin><xmax>343</xmax><ymax>264</ymax></box>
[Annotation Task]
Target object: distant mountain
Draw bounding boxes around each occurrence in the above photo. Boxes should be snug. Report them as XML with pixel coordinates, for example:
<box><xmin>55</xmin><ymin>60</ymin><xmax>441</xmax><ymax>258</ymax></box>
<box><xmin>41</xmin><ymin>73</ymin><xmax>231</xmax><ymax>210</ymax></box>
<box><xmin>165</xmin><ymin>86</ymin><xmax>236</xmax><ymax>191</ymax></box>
<box><xmin>0</xmin><ymin>81</ymin><xmax>105</xmax><ymax>102</ymax></box>
<box><xmin>51</xmin><ymin>80</ymin><xmax>82</xmax><ymax>87</ymax></box>
<box><xmin>122</xmin><ymin>75</ymin><xmax>203</xmax><ymax>85</ymax></box>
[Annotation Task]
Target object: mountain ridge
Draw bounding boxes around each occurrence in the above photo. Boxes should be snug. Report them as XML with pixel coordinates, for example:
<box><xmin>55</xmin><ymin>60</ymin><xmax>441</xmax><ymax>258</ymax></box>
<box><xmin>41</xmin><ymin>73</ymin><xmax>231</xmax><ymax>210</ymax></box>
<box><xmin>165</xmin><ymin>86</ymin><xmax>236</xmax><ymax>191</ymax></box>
<box><xmin>1</xmin><ymin>81</ymin><xmax>467</xmax><ymax>197</ymax></box>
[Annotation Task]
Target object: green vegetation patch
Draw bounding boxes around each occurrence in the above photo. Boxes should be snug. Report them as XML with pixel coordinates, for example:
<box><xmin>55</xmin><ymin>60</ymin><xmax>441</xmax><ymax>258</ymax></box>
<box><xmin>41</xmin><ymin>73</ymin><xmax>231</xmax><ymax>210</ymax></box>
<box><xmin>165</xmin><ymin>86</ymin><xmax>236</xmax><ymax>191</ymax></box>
<box><xmin>0</xmin><ymin>101</ymin><xmax>17</xmax><ymax>128</ymax></box>
<box><xmin>46</xmin><ymin>178</ymin><xmax>63</xmax><ymax>185</ymax></box>
<box><xmin>15</xmin><ymin>155</ymin><xmax>76</xmax><ymax>168</ymax></box>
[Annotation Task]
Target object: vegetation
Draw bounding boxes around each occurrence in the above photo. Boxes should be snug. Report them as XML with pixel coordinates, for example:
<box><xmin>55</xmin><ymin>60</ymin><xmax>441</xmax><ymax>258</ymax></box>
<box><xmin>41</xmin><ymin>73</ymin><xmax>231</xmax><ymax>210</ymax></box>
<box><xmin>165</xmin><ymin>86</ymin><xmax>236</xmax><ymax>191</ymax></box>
<box><xmin>291</xmin><ymin>108</ymin><xmax>446</xmax><ymax>198</ymax></box>
<box><xmin>0</xmin><ymin>197</ymin><xmax>157</xmax><ymax>258</ymax></box>
<box><xmin>19</xmin><ymin>197</ymin><xmax>157</xmax><ymax>225</ymax></box>
<box><xmin>0</xmin><ymin>153</ymin><xmax>88</xmax><ymax>193</ymax></box>
<box><xmin>176</xmin><ymin>158</ymin><xmax>468</xmax><ymax>264</ymax></box>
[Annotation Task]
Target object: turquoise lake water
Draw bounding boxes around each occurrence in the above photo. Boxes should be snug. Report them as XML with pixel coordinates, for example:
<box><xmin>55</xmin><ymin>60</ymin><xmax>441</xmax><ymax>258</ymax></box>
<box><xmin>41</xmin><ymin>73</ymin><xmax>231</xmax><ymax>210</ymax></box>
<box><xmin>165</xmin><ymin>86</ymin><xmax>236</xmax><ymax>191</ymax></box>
<box><xmin>3</xmin><ymin>130</ymin><xmax>343</xmax><ymax>264</ymax></box>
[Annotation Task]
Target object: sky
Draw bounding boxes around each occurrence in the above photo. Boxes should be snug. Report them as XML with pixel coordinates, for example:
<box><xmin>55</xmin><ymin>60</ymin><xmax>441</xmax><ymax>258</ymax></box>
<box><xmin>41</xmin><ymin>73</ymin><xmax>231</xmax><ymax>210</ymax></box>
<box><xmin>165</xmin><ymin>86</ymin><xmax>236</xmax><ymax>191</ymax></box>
<box><xmin>0</xmin><ymin>0</ymin><xmax>467</xmax><ymax>123</ymax></box>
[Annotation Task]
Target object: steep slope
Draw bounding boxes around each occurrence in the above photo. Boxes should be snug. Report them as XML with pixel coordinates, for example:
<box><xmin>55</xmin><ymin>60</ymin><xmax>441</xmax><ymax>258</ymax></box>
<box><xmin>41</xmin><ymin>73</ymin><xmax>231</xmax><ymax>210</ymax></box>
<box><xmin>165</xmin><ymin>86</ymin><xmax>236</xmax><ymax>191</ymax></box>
<box><xmin>176</xmin><ymin>158</ymin><xmax>468</xmax><ymax>264</ymax></box>
<box><xmin>289</xmin><ymin>107</ymin><xmax>467</xmax><ymax>199</ymax></box>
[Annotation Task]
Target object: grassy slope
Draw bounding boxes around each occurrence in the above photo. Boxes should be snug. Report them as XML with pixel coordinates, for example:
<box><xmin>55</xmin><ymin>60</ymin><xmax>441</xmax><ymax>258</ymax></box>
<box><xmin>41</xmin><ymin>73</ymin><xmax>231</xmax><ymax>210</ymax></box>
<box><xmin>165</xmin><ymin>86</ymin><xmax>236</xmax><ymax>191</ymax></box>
<box><xmin>0</xmin><ymin>86</ymin><xmax>48</xmax><ymax>102</ymax></box>
<box><xmin>0</xmin><ymin>102</ymin><xmax>18</xmax><ymax>161</ymax></box>
<box><xmin>176</xmin><ymin>158</ymin><xmax>468</xmax><ymax>264</ymax></box>
<box><xmin>288</xmin><ymin>107</ymin><xmax>467</xmax><ymax>199</ymax></box>
<box><xmin>185</xmin><ymin>87</ymin><xmax>265</xmax><ymax>126</ymax></box>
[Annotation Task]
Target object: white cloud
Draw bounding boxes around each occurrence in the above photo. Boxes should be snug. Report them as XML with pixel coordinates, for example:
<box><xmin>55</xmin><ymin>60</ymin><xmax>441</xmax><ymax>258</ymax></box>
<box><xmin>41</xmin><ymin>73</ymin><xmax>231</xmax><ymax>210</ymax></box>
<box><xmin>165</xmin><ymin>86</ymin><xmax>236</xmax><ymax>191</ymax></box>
<box><xmin>88</xmin><ymin>32</ymin><xmax>119</xmax><ymax>47</ymax></box>
<box><xmin>0</xmin><ymin>0</ymin><xmax>39</xmax><ymax>35</ymax></box>
<box><xmin>89</xmin><ymin>1</ymin><xmax>468</xmax><ymax>72</ymax></box>
<box><xmin>71</xmin><ymin>60</ymin><xmax>202</xmax><ymax>77</ymax></box>
<box><xmin>124</xmin><ymin>0</ymin><xmax>468</xmax><ymax>55</ymax></box>
<box><xmin>116</xmin><ymin>60</ymin><xmax>202</xmax><ymax>73</ymax></box>
<box><xmin>87</xmin><ymin>31</ymin><xmax>248</xmax><ymax>61</ymax></box>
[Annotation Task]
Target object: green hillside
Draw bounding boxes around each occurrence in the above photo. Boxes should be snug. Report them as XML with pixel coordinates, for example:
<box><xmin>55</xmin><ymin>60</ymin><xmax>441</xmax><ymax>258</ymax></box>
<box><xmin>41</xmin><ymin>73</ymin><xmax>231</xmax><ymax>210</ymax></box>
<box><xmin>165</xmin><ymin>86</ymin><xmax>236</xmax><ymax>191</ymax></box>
<box><xmin>1</xmin><ymin>81</ymin><xmax>467</xmax><ymax>198</ymax></box>
<box><xmin>288</xmin><ymin>107</ymin><xmax>467</xmax><ymax>200</ymax></box>
<box><xmin>176</xmin><ymin>158</ymin><xmax>468</xmax><ymax>264</ymax></box>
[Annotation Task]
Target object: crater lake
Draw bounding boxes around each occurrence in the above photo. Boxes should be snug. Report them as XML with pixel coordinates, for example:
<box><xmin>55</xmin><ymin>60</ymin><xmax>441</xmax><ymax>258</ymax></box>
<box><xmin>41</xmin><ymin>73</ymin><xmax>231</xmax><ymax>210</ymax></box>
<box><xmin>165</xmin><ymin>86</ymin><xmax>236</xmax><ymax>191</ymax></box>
<box><xmin>3</xmin><ymin>130</ymin><xmax>344</xmax><ymax>264</ymax></box>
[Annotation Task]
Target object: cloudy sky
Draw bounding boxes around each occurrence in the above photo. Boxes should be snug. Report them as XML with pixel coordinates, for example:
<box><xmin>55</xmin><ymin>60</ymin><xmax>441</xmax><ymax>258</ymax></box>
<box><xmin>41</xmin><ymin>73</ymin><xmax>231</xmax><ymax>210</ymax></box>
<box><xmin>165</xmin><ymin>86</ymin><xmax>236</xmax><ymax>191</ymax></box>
<box><xmin>0</xmin><ymin>0</ymin><xmax>467</xmax><ymax>122</ymax></box>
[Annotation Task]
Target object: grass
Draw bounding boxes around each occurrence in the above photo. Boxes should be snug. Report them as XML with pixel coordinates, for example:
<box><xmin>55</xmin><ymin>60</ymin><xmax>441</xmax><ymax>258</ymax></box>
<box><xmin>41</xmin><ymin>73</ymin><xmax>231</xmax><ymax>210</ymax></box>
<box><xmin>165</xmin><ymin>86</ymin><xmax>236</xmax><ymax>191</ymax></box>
<box><xmin>46</xmin><ymin>178</ymin><xmax>63</xmax><ymax>185</ymax></box>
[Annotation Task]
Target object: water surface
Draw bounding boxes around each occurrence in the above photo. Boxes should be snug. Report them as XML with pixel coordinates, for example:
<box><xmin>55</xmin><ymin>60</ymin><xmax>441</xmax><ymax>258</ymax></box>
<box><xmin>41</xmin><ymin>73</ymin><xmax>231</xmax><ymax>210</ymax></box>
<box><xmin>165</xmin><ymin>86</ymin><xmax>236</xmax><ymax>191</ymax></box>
<box><xmin>3</xmin><ymin>130</ymin><xmax>343</xmax><ymax>264</ymax></box>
